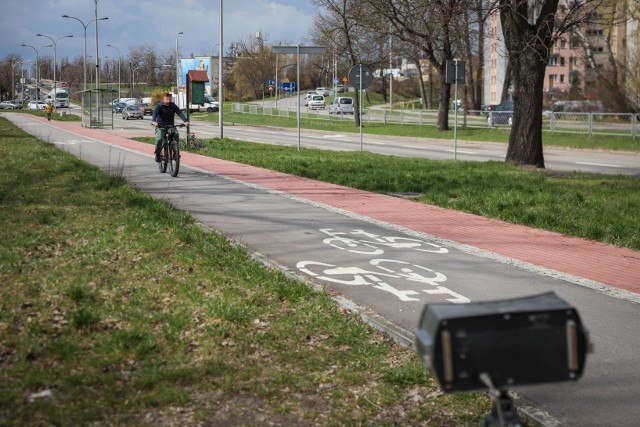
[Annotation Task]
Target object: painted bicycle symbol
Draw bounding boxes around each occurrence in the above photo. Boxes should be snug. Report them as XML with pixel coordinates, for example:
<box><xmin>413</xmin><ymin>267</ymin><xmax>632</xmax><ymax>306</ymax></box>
<box><xmin>297</xmin><ymin>258</ymin><xmax>470</xmax><ymax>304</ymax></box>
<box><xmin>320</xmin><ymin>229</ymin><xmax>448</xmax><ymax>255</ymax></box>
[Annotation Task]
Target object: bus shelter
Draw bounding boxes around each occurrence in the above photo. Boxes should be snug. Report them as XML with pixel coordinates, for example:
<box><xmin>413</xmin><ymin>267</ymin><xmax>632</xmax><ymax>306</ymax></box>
<box><xmin>79</xmin><ymin>88</ymin><xmax>115</xmax><ymax>129</ymax></box>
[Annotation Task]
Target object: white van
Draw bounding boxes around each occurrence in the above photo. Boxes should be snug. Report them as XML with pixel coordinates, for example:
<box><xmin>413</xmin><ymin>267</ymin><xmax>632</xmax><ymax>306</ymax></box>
<box><xmin>328</xmin><ymin>97</ymin><xmax>354</xmax><ymax>115</ymax></box>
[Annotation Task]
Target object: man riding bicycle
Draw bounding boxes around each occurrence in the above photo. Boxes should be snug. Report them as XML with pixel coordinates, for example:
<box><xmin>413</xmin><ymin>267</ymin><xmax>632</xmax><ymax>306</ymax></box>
<box><xmin>151</xmin><ymin>93</ymin><xmax>189</xmax><ymax>162</ymax></box>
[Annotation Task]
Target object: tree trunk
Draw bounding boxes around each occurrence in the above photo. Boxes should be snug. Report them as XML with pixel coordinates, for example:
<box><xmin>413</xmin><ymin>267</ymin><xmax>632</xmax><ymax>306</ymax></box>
<box><xmin>416</xmin><ymin>58</ymin><xmax>427</xmax><ymax>109</ymax></box>
<box><xmin>500</xmin><ymin>0</ymin><xmax>559</xmax><ymax>167</ymax></box>
<box><xmin>380</xmin><ymin>74</ymin><xmax>388</xmax><ymax>103</ymax></box>
<box><xmin>506</xmin><ymin>48</ymin><xmax>546</xmax><ymax>167</ymax></box>
<box><xmin>437</xmin><ymin>67</ymin><xmax>451</xmax><ymax>131</ymax></box>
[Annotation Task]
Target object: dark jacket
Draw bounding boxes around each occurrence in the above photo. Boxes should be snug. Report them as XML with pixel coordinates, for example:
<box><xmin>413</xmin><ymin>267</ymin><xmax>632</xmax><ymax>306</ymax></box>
<box><xmin>152</xmin><ymin>102</ymin><xmax>188</xmax><ymax>127</ymax></box>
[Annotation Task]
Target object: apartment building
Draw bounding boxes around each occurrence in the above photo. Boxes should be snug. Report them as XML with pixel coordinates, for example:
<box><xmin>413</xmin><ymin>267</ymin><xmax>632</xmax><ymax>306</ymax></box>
<box><xmin>483</xmin><ymin>11</ymin><xmax>509</xmax><ymax>106</ymax></box>
<box><xmin>483</xmin><ymin>3</ymin><xmax>634</xmax><ymax>107</ymax></box>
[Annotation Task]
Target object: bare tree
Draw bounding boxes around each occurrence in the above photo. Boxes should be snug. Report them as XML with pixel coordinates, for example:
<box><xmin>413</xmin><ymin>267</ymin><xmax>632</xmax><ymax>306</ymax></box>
<box><xmin>365</xmin><ymin>0</ymin><xmax>478</xmax><ymax>131</ymax></box>
<box><xmin>499</xmin><ymin>0</ymin><xmax>625</xmax><ymax>167</ymax></box>
<box><xmin>229</xmin><ymin>35</ymin><xmax>276</xmax><ymax>100</ymax></box>
<box><xmin>0</xmin><ymin>54</ymin><xmax>23</xmax><ymax>100</ymax></box>
<box><xmin>312</xmin><ymin>0</ymin><xmax>381</xmax><ymax>127</ymax></box>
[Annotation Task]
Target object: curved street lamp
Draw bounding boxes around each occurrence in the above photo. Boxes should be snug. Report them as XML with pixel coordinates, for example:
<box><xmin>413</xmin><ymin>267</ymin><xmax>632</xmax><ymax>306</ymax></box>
<box><xmin>36</xmin><ymin>33</ymin><xmax>73</xmax><ymax>109</ymax></box>
<box><xmin>62</xmin><ymin>14</ymin><xmax>109</xmax><ymax>91</ymax></box>
<box><xmin>106</xmin><ymin>44</ymin><xmax>121</xmax><ymax>100</ymax></box>
<box><xmin>21</xmin><ymin>44</ymin><xmax>52</xmax><ymax>102</ymax></box>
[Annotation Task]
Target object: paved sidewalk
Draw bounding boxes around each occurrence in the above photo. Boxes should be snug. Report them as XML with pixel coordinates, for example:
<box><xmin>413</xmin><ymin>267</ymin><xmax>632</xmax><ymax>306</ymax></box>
<box><xmin>36</xmin><ymin>118</ymin><xmax>640</xmax><ymax>297</ymax></box>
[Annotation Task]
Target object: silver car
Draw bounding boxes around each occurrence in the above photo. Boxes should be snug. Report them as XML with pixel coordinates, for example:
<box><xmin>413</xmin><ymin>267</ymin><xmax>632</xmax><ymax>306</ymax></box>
<box><xmin>0</xmin><ymin>101</ymin><xmax>18</xmax><ymax>109</ymax></box>
<box><xmin>122</xmin><ymin>105</ymin><xmax>143</xmax><ymax>120</ymax></box>
<box><xmin>329</xmin><ymin>97</ymin><xmax>354</xmax><ymax>115</ymax></box>
<box><xmin>315</xmin><ymin>87</ymin><xmax>330</xmax><ymax>97</ymax></box>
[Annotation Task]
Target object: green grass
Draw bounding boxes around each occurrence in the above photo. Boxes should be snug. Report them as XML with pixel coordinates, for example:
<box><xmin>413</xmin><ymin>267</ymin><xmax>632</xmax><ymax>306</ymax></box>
<box><xmin>137</xmin><ymin>135</ymin><xmax>639</xmax><ymax>250</ymax></box>
<box><xmin>0</xmin><ymin>116</ymin><xmax>491</xmax><ymax>425</ymax></box>
<box><xmin>194</xmin><ymin>104</ymin><xmax>639</xmax><ymax>152</ymax></box>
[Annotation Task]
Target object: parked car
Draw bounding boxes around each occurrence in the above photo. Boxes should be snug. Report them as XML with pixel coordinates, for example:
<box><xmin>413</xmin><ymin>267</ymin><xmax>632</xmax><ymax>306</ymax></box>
<box><xmin>307</xmin><ymin>94</ymin><xmax>326</xmax><ymax>110</ymax></box>
<box><xmin>0</xmin><ymin>101</ymin><xmax>19</xmax><ymax>109</ymax></box>
<box><xmin>487</xmin><ymin>100</ymin><xmax>514</xmax><ymax>126</ymax></box>
<box><xmin>328</xmin><ymin>97</ymin><xmax>354</xmax><ymax>115</ymax></box>
<box><xmin>304</xmin><ymin>91</ymin><xmax>316</xmax><ymax>107</ymax></box>
<box><xmin>122</xmin><ymin>105</ymin><xmax>143</xmax><ymax>120</ymax></box>
<box><xmin>335</xmin><ymin>84</ymin><xmax>346</xmax><ymax>93</ymax></box>
<box><xmin>112</xmin><ymin>102</ymin><xmax>126</xmax><ymax>113</ymax></box>
<box><xmin>139</xmin><ymin>103</ymin><xmax>153</xmax><ymax>115</ymax></box>
<box><xmin>27</xmin><ymin>101</ymin><xmax>46</xmax><ymax>110</ymax></box>
<box><xmin>315</xmin><ymin>87</ymin><xmax>329</xmax><ymax>97</ymax></box>
<box><xmin>205</xmin><ymin>101</ymin><xmax>219</xmax><ymax>112</ymax></box>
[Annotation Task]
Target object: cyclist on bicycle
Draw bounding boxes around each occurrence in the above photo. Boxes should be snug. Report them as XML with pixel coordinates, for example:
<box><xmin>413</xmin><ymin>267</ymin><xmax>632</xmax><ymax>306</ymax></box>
<box><xmin>151</xmin><ymin>93</ymin><xmax>189</xmax><ymax>162</ymax></box>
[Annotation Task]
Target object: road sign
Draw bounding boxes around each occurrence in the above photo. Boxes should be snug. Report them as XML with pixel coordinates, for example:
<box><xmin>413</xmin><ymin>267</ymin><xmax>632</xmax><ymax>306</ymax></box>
<box><xmin>342</xmin><ymin>77</ymin><xmax>348</xmax><ymax>83</ymax></box>
<box><xmin>282</xmin><ymin>82</ymin><xmax>296</xmax><ymax>92</ymax></box>
<box><xmin>272</xmin><ymin>46</ymin><xmax>326</xmax><ymax>55</ymax></box>
<box><xmin>333</xmin><ymin>78</ymin><xmax>339</xmax><ymax>85</ymax></box>
<box><xmin>267</xmin><ymin>80</ymin><xmax>275</xmax><ymax>85</ymax></box>
<box><xmin>348</xmin><ymin>64</ymin><xmax>373</xmax><ymax>90</ymax></box>
<box><xmin>268</xmin><ymin>84</ymin><xmax>274</xmax><ymax>92</ymax></box>
<box><xmin>445</xmin><ymin>60</ymin><xmax>466</xmax><ymax>84</ymax></box>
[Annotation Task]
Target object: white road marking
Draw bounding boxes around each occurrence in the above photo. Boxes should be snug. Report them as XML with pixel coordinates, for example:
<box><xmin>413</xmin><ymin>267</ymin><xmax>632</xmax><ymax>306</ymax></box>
<box><xmin>575</xmin><ymin>162</ymin><xmax>624</xmax><ymax>168</ymax></box>
<box><xmin>446</xmin><ymin>149</ymin><xmax>478</xmax><ymax>154</ymax></box>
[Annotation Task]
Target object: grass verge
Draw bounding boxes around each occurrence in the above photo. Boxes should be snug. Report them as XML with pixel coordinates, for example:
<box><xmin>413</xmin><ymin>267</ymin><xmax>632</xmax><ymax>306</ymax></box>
<box><xmin>0</xmin><ymin>117</ymin><xmax>490</xmax><ymax>425</ymax></box>
<box><xmin>1</xmin><ymin>109</ymin><xmax>81</xmax><ymax>121</ymax></box>
<box><xmin>136</xmin><ymin>135</ymin><xmax>639</xmax><ymax>250</ymax></box>
<box><xmin>192</xmin><ymin>106</ymin><xmax>639</xmax><ymax>152</ymax></box>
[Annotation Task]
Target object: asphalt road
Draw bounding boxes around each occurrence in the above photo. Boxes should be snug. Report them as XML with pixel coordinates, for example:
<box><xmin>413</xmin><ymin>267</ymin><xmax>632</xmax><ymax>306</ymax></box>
<box><xmin>6</xmin><ymin>113</ymin><xmax>640</xmax><ymax>427</ymax></box>
<box><xmin>107</xmin><ymin>114</ymin><xmax>640</xmax><ymax>176</ymax></box>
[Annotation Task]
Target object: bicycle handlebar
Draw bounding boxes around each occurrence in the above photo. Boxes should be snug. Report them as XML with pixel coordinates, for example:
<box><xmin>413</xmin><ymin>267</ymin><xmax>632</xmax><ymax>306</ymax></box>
<box><xmin>153</xmin><ymin>123</ymin><xmax>188</xmax><ymax>129</ymax></box>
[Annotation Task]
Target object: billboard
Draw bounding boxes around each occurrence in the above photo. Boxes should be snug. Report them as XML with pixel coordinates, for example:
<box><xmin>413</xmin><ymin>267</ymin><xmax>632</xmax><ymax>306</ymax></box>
<box><xmin>179</xmin><ymin>57</ymin><xmax>218</xmax><ymax>94</ymax></box>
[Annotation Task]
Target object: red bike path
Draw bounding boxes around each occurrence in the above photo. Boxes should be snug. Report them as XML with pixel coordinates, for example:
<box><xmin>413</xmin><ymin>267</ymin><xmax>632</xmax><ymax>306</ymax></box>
<box><xmin>40</xmin><ymin>118</ymin><xmax>640</xmax><ymax>296</ymax></box>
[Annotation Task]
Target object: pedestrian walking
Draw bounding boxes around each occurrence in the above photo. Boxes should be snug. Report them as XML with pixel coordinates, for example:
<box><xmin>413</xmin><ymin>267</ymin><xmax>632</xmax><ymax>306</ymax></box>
<box><xmin>44</xmin><ymin>101</ymin><xmax>53</xmax><ymax>121</ymax></box>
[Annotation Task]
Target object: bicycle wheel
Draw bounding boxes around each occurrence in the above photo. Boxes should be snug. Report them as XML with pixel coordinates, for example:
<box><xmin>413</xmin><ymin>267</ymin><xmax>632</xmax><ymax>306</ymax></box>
<box><xmin>159</xmin><ymin>143</ymin><xmax>168</xmax><ymax>173</ymax></box>
<box><xmin>169</xmin><ymin>140</ymin><xmax>180</xmax><ymax>177</ymax></box>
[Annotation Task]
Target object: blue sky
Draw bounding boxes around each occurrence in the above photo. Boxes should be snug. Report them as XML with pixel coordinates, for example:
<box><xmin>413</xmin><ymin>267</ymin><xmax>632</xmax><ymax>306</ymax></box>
<box><xmin>2</xmin><ymin>0</ymin><xmax>316</xmax><ymax>61</ymax></box>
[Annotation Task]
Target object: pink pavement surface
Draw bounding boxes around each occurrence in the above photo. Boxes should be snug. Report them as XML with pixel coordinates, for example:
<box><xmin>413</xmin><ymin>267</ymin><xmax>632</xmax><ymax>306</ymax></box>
<box><xmin>43</xmin><ymin>118</ymin><xmax>640</xmax><ymax>295</ymax></box>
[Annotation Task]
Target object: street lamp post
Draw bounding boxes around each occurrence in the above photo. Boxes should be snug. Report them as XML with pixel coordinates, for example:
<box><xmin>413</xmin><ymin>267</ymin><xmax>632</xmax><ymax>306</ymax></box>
<box><xmin>86</xmin><ymin>56</ymin><xmax>94</xmax><ymax>86</ymax></box>
<box><xmin>133</xmin><ymin>67</ymin><xmax>140</xmax><ymax>93</ymax></box>
<box><xmin>10</xmin><ymin>60</ymin><xmax>30</xmax><ymax>102</ymax></box>
<box><xmin>106</xmin><ymin>44</ymin><xmax>121</xmax><ymax>100</ymax></box>
<box><xmin>219</xmin><ymin>0</ymin><xmax>223</xmax><ymax>138</ymax></box>
<box><xmin>36</xmin><ymin>33</ymin><xmax>73</xmax><ymax>110</ymax></box>
<box><xmin>176</xmin><ymin>31</ymin><xmax>183</xmax><ymax>94</ymax></box>
<box><xmin>389</xmin><ymin>30</ymin><xmax>393</xmax><ymax>111</ymax></box>
<box><xmin>21</xmin><ymin>44</ymin><xmax>51</xmax><ymax>102</ymax></box>
<box><xmin>62</xmin><ymin>14</ymin><xmax>108</xmax><ymax>91</ymax></box>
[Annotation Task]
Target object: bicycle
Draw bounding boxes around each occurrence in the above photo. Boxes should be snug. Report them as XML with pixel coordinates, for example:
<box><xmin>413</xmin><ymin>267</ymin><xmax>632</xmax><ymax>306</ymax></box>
<box><xmin>155</xmin><ymin>123</ymin><xmax>186</xmax><ymax>177</ymax></box>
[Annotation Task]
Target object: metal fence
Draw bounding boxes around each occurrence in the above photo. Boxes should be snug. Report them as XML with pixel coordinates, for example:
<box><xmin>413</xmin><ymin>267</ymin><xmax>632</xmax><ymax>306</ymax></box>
<box><xmin>232</xmin><ymin>103</ymin><xmax>639</xmax><ymax>140</ymax></box>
